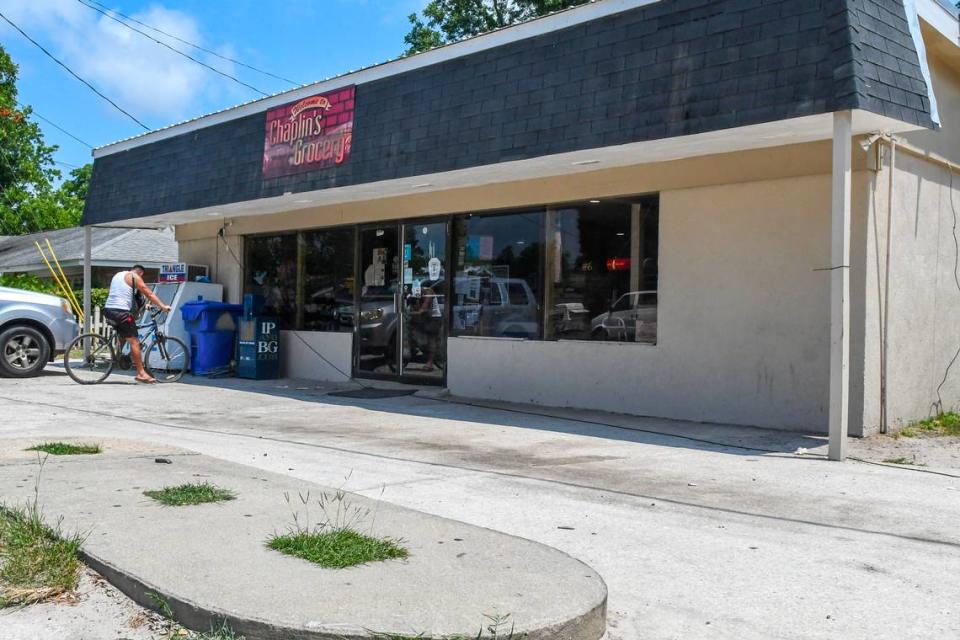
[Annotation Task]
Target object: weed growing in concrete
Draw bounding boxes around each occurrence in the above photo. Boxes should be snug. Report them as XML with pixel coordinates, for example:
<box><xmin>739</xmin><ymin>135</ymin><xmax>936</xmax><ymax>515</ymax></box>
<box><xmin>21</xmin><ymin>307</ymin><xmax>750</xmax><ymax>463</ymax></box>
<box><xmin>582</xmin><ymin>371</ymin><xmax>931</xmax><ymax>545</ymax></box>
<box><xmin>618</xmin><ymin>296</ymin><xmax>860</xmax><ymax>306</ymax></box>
<box><xmin>0</xmin><ymin>456</ymin><xmax>84</xmax><ymax>606</ymax></box>
<box><xmin>143</xmin><ymin>483</ymin><xmax>235</xmax><ymax>507</ymax></box>
<box><xmin>145</xmin><ymin>591</ymin><xmax>174</xmax><ymax>619</ymax></box>
<box><xmin>266</xmin><ymin>483</ymin><xmax>407</xmax><ymax>569</ymax></box>
<box><xmin>25</xmin><ymin>442</ymin><xmax>101</xmax><ymax>455</ymax></box>
<box><xmin>144</xmin><ymin>592</ymin><xmax>244</xmax><ymax>639</ymax></box>
<box><xmin>911</xmin><ymin>411</ymin><xmax>960</xmax><ymax>437</ymax></box>
<box><xmin>189</xmin><ymin>619</ymin><xmax>245</xmax><ymax>639</ymax></box>
<box><xmin>882</xmin><ymin>456</ymin><xmax>926</xmax><ymax>466</ymax></box>
<box><xmin>372</xmin><ymin>613</ymin><xmax>523</xmax><ymax>639</ymax></box>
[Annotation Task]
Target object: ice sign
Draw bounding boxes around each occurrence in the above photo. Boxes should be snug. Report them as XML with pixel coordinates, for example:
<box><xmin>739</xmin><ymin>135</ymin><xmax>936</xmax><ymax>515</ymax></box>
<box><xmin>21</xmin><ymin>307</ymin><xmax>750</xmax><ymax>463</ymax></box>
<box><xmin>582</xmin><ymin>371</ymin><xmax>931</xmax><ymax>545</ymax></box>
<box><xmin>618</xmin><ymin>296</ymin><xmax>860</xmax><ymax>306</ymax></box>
<box><xmin>159</xmin><ymin>263</ymin><xmax>187</xmax><ymax>283</ymax></box>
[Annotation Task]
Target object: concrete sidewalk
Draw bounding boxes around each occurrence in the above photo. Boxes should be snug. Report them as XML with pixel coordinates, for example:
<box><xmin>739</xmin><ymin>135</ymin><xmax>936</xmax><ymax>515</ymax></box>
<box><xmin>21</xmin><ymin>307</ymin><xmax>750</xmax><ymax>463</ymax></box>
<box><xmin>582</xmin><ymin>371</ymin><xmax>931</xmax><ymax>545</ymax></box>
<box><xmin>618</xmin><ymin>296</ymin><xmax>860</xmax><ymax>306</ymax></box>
<box><xmin>0</xmin><ymin>442</ymin><xmax>606</xmax><ymax>640</ymax></box>
<box><xmin>2</xmin><ymin>370</ymin><xmax>959</xmax><ymax>639</ymax></box>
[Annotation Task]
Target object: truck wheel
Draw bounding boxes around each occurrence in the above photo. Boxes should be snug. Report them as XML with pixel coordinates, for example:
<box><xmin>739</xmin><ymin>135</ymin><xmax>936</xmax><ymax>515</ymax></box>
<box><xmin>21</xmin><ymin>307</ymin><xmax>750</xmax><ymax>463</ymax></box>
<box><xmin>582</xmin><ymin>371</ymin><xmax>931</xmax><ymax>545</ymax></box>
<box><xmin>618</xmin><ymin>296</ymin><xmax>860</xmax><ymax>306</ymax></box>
<box><xmin>0</xmin><ymin>325</ymin><xmax>51</xmax><ymax>378</ymax></box>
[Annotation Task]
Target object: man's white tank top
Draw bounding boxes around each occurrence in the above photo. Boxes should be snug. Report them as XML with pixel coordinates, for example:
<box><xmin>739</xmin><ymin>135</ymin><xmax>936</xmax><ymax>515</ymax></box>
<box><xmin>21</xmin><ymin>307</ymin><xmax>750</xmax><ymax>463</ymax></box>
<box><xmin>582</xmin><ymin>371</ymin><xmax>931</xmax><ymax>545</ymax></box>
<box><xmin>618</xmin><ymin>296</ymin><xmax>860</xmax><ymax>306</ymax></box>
<box><xmin>105</xmin><ymin>271</ymin><xmax>134</xmax><ymax>311</ymax></box>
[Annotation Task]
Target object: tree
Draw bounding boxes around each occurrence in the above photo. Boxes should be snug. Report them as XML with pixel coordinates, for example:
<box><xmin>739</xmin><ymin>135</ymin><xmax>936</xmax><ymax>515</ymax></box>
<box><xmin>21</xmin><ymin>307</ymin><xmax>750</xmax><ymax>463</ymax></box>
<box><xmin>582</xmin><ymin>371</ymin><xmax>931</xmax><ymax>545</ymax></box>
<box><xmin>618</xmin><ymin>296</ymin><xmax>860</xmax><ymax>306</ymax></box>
<box><xmin>404</xmin><ymin>0</ymin><xmax>590</xmax><ymax>54</ymax></box>
<box><xmin>0</xmin><ymin>43</ymin><xmax>86</xmax><ymax>236</ymax></box>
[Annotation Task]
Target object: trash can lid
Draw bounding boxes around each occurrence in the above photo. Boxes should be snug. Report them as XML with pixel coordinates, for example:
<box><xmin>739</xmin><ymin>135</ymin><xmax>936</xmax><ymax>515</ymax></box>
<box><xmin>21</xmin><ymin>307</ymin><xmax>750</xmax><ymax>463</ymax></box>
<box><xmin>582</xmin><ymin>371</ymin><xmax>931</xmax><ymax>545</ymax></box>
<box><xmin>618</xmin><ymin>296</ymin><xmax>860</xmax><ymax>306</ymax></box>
<box><xmin>179</xmin><ymin>300</ymin><xmax>242</xmax><ymax>322</ymax></box>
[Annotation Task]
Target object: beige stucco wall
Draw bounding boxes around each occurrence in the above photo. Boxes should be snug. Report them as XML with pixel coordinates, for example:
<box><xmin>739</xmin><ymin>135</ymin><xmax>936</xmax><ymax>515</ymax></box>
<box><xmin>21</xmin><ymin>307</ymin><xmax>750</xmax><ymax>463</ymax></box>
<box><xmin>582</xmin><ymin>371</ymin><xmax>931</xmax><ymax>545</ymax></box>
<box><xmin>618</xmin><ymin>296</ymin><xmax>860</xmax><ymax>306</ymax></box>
<box><xmin>450</xmin><ymin>174</ymin><xmax>834</xmax><ymax>431</ymax></box>
<box><xmin>855</xmin><ymin>48</ymin><xmax>960</xmax><ymax>433</ymax></box>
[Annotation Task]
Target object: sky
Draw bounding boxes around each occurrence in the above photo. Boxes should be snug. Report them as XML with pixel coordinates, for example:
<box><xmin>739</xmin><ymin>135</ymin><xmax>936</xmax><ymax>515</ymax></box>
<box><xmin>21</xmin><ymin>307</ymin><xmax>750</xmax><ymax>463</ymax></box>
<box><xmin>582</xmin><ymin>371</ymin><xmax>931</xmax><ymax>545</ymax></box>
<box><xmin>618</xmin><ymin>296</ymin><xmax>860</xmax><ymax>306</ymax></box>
<box><xmin>0</xmin><ymin>0</ymin><xmax>426</xmax><ymax>178</ymax></box>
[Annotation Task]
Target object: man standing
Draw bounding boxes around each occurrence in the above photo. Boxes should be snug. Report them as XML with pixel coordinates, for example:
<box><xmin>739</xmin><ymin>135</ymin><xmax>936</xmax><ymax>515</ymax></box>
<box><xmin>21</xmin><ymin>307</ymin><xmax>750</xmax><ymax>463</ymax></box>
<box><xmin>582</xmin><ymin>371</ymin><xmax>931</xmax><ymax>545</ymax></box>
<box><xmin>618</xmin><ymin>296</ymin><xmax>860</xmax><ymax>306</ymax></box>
<box><xmin>103</xmin><ymin>264</ymin><xmax>171</xmax><ymax>384</ymax></box>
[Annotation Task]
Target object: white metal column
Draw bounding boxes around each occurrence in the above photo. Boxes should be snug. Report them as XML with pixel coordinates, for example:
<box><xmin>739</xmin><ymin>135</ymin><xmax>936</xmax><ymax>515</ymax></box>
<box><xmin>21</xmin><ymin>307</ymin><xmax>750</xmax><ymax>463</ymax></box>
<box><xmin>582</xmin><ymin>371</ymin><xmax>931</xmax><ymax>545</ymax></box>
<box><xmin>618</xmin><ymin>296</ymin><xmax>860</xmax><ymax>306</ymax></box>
<box><xmin>82</xmin><ymin>225</ymin><xmax>91</xmax><ymax>335</ymax></box>
<box><xmin>829</xmin><ymin>111</ymin><xmax>852</xmax><ymax>461</ymax></box>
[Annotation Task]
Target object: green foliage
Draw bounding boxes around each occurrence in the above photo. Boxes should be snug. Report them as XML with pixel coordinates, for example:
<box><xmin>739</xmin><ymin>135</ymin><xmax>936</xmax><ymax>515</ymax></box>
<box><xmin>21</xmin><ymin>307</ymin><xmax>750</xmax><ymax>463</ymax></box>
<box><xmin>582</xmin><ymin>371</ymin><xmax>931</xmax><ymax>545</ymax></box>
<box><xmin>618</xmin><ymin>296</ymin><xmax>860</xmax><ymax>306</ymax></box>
<box><xmin>25</xmin><ymin>442</ymin><xmax>101</xmax><ymax>456</ymax></box>
<box><xmin>0</xmin><ymin>44</ymin><xmax>91</xmax><ymax>235</ymax></box>
<box><xmin>143</xmin><ymin>483</ymin><xmax>236</xmax><ymax>507</ymax></box>
<box><xmin>0</xmin><ymin>273</ymin><xmax>107</xmax><ymax>311</ymax></box>
<box><xmin>0</xmin><ymin>272</ymin><xmax>59</xmax><ymax>295</ymax></box>
<box><xmin>404</xmin><ymin>0</ymin><xmax>589</xmax><ymax>54</ymax></box>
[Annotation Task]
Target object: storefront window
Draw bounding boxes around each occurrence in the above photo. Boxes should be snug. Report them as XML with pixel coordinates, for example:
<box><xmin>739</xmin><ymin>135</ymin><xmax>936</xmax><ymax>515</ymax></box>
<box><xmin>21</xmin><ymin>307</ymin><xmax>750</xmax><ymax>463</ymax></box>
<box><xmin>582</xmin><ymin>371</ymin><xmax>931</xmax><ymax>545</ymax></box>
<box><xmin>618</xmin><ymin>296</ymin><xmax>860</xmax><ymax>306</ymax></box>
<box><xmin>244</xmin><ymin>233</ymin><xmax>298</xmax><ymax>328</ymax></box>
<box><xmin>545</xmin><ymin>196</ymin><xmax>659</xmax><ymax>343</ymax></box>
<box><xmin>451</xmin><ymin>209</ymin><xmax>543</xmax><ymax>339</ymax></box>
<box><xmin>302</xmin><ymin>228</ymin><xmax>355</xmax><ymax>332</ymax></box>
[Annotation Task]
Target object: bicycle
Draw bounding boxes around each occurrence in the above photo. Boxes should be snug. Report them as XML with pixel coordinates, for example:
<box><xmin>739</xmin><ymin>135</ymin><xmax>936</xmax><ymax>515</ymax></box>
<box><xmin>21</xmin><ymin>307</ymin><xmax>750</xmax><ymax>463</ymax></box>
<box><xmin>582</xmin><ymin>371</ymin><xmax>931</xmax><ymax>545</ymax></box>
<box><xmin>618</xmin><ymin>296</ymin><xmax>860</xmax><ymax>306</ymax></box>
<box><xmin>63</xmin><ymin>307</ymin><xmax>189</xmax><ymax>384</ymax></box>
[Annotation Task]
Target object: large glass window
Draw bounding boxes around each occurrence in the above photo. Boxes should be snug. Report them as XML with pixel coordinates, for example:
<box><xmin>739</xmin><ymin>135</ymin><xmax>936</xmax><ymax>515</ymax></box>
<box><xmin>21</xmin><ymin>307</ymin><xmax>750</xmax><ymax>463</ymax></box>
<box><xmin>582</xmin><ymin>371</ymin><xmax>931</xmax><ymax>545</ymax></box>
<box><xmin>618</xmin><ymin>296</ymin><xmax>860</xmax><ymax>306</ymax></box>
<box><xmin>245</xmin><ymin>233</ymin><xmax>297</xmax><ymax>328</ymax></box>
<box><xmin>545</xmin><ymin>196</ymin><xmax>659</xmax><ymax>343</ymax></box>
<box><xmin>302</xmin><ymin>228</ymin><xmax>355</xmax><ymax>332</ymax></box>
<box><xmin>451</xmin><ymin>209</ymin><xmax>543</xmax><ymax>339</ymax></box>
<box><xmin>244</xmin><ymin>228</ymin><xmax>354</xmax><ymax>331</ymax></box>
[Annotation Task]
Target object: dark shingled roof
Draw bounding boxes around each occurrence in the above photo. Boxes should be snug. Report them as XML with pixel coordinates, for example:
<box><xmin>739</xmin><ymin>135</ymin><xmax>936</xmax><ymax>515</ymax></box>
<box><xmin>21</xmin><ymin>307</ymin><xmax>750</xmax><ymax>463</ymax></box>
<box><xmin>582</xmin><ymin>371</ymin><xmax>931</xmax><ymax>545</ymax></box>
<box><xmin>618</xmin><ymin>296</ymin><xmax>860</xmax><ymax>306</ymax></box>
<box><xmin>83</xmin><ymin>0</ymin><xmax>937</xmax><ymax>226</ymax></box>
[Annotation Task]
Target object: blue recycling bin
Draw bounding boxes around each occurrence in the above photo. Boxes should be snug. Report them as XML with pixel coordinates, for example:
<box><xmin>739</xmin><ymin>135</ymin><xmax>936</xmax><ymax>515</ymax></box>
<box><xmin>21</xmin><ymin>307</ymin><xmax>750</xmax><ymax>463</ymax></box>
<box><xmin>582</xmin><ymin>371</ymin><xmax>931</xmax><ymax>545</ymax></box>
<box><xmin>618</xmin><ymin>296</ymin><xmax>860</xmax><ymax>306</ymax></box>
<box><xmin>180</xmin><ymin>299</ymin><xmax>243</xmax><ymax>375</ymax></box>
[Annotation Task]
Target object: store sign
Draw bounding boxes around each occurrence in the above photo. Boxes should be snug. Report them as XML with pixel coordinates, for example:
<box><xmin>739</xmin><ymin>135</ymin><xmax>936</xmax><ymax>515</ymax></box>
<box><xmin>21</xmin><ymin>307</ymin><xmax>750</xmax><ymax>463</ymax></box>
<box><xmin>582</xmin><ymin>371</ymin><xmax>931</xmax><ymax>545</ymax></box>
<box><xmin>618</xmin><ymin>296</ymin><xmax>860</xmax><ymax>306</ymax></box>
<box><xmin>262</xmin><ymin>85</ymin><xmax>355</xmax><ymax>179</ymax></box>
<box><xmin>159</xmin><ymin>263</ymin><xmax>187</xmax><ymax>283</ymax></box>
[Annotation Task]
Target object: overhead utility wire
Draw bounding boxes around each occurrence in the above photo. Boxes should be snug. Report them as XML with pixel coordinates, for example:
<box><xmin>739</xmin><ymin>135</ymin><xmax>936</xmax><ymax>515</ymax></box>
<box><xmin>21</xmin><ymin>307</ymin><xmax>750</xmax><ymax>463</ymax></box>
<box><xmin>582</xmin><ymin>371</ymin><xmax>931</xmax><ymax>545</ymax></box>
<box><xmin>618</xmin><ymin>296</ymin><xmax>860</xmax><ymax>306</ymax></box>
<box><xmin>19</xmin><ymin>104</ymin><xmax>93</xmax><ymax>148</ymax></box>
<box><xmin>84</xmin><ymin>0</ymin><xmax>300</xmax><ymax>87</ymax></box>
<box><xmin>76</xmin><ymin>0</ymin><xmax>268</xmax><ymax>97</ymax></box>
<box><xmin>0</xmin><ymin>11</ymin><xmax>150</xmax><ymax>130</ymax></box>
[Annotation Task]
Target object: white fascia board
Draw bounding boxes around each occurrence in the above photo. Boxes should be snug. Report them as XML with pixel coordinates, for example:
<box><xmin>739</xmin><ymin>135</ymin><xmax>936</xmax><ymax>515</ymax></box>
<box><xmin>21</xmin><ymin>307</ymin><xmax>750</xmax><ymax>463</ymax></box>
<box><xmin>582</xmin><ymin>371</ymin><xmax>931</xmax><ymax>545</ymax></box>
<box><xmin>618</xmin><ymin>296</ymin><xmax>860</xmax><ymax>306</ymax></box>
<box><xmin>93</xmin><ymin>0</ymin><xmax>660</xmax><ymax>159</ymax></box>
<box><xmin>918</xmin><ymin>0</ymin><xmax>959</xmax><ymax>44</ymax></box>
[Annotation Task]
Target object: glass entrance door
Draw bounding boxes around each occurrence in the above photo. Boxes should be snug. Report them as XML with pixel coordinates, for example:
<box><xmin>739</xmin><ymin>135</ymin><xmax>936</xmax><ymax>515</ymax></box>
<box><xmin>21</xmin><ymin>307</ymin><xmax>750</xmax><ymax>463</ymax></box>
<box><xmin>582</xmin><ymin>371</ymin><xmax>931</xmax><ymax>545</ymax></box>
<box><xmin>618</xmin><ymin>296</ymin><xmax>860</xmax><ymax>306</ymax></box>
<box><xmin>355</xmin><ymin>226</ymin><xmax>400</xmax><ymax>377</ymax></box>
<box><xmin>353</xmin><ymin>221</ymin><xmax>447</xmax><ymax>384</ymax></box>
<box><xmin>399</xmin><ymin>221</ymin><xmax>447</xmax><ymax>383</ymax></box>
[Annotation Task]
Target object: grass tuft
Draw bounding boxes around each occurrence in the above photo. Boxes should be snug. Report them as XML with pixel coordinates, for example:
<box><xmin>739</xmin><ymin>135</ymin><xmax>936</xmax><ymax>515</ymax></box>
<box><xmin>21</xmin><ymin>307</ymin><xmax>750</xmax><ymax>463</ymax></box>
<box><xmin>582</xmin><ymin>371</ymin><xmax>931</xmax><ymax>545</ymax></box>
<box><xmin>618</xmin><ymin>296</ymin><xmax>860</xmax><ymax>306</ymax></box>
<box><xmin>267</xmin><ymin>528</ymin><xmax>407</xmax><ymax>569</ymax></box>
<box><xmin>0</xmin><ymin>504</ymin><xmax>84</xmax><ymax>607</ymax></box>
<box><xmin>25</xmin><ymin>442</ymin><xmax>101</xmax><ymax>456</ymax></box>
<box><xmin>143</xmin><ymin>483</ymin><xmax>235</xmax><ymax>507</ymax></box>
<box><xmin>910</xmin><ymin>411</ymin><xmax>960</xmax><ymax>437</ymax></box>
<box><xmin>0</xmin><ymin>455</ymin><xmax>85</xmax><ymax>607</ymax></box>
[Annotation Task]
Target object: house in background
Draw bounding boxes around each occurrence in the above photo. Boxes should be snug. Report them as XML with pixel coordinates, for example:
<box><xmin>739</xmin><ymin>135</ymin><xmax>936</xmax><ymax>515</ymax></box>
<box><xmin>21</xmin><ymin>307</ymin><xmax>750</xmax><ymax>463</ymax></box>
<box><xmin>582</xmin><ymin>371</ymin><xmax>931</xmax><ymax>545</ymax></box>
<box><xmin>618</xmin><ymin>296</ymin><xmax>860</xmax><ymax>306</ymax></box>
<box><xmin>79</xmin><ymin>0</ymin><xmax>960</xmax><ymax>457</ymax></box>
<box><xmin>0</xmin><ymin>227</ymin><xmax>178</xmax><ymax>288</ymax></box>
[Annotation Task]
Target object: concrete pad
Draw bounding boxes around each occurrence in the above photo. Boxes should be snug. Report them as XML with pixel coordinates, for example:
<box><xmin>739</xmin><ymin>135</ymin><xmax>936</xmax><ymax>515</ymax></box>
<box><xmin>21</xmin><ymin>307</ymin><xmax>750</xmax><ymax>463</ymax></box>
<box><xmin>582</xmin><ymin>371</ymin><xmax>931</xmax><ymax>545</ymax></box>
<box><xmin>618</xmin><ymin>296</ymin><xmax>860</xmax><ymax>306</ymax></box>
<box><xmin>0</xmin><ymin>442</ymin><xmax>607</xmax><ymax>640</ymax></box>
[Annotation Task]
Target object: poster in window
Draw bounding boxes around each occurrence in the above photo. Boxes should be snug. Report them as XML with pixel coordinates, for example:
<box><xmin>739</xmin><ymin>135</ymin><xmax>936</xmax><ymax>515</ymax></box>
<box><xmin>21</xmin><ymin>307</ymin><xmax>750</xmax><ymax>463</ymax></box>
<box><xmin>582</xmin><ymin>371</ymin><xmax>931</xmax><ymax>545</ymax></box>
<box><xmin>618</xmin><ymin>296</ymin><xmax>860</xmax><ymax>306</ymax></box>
<box><xmin>262</xmin><ymin>85</ymin><xmax>355</xmax><ymax>179</ymax></box>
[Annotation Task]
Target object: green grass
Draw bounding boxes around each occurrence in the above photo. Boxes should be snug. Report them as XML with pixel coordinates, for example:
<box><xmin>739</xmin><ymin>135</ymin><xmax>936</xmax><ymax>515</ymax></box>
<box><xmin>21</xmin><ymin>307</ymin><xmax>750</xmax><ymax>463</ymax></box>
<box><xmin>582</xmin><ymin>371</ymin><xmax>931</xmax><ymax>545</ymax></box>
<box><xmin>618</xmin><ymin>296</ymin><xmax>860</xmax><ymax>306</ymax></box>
<box><xmin>909</xmin><ymin>411</ymin><xmax>960</xmax><ymax>437</ymax></box>
<box><xmin>25</xmin><ymin>442</ymin><xmax>101</xmax><ymax>456</ymax></box>
<box><xmin>0</xmin><ymin>503</ymin><xmax>84</xmax><ymax>606</ymax></box>
<box><xmin>143</xmin><ymin>483</ymin><xmax>235</xmax><ymax>507</ymax></box>
<box><xmin>266</xmin><ymin>528</ymin><xmax>407</xmax><ymax>569</ymax></box>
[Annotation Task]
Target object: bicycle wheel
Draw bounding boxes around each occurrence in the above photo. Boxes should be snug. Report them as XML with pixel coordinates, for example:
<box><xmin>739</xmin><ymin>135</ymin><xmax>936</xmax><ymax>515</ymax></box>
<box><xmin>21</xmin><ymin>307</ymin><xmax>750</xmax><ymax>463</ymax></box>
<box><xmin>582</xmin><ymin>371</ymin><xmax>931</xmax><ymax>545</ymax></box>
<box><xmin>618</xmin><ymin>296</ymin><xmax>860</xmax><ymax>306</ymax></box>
<box><xmin>144</xmin><ymin>335</ymin><xmax>189</xmax><ymax>383</ymax></box>
<box><xmin>63</xmin><ymin>333</ymin><xmax>115</xmax><ymax>384</ymax></box>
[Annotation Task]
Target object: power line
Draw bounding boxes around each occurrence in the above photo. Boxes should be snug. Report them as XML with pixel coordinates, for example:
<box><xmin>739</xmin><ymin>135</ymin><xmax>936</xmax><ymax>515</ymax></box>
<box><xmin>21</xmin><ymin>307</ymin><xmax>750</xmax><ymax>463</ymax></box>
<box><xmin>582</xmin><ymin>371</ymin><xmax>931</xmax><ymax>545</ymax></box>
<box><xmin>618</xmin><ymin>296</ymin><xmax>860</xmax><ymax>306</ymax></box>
<box><xmin>76</xmin><ymin>0</ymin><xmax>268</xmax><ymax>97</ymax></box>
<box><xmin>54</xmin><ymin>159</ymin><xmax>80</xmax><ymax>169</ymax></box>
<box><xmin>0</xmin><ymin>11</ymin><xmax>150</xmax><ymax>130</ymax></box>
<box><xmin>18</xmin><ymin>104</ymin><xmax>93</xmax><ymax>148</ymax></box>
<box><xmin>84</xmin><ymin>0</ymin><xmax>300</xmax><ymax>87</ymax></box>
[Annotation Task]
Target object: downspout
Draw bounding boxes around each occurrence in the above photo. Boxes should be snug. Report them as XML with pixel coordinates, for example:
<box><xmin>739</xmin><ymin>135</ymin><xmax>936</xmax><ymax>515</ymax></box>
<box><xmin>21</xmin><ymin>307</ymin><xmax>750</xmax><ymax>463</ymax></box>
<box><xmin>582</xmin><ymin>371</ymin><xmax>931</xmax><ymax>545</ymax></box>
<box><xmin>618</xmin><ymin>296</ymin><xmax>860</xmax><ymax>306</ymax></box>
<box><xmin>881</xmin><ymin>137</ymin><xmax>897</xmax><ymax>434</ymax></box>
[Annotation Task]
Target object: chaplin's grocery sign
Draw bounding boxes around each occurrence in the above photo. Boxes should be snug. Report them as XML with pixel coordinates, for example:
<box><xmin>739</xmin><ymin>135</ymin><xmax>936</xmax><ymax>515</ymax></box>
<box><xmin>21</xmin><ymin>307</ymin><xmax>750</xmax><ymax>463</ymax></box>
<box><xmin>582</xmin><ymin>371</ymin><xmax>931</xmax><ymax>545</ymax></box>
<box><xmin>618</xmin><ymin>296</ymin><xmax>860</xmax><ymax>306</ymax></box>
<box><xmin>262</xmin><ymin>85</ymin><xmax>355</xmax><ymax>179</ymax></box>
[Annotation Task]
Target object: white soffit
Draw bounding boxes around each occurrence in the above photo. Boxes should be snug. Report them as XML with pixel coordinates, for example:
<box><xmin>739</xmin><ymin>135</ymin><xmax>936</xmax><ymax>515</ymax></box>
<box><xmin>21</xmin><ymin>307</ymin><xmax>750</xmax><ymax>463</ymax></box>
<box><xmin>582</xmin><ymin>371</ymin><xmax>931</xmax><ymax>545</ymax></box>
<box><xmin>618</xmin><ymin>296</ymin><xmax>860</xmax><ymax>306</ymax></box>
<box><xmin>93</xmin><ymin>0</ymin><xmax>661</xmax><ymax>158</ymax></box>
<box><xmin>97</xmin><ymin>109</ymin><xmax>918</xmax><ymax>229</ymax></box>
<box><xmin>918</xmin><ymin>0</ymin><xmax>959</xmax><ymax>44</ymax></box>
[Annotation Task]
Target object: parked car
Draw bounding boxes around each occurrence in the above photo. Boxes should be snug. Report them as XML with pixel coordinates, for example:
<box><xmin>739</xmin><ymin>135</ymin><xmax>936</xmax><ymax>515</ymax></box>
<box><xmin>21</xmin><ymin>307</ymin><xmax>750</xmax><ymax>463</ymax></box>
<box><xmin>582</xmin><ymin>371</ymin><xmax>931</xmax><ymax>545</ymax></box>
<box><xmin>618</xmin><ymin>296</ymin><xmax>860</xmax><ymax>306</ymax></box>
<box><xmin>0</xmin><ymin>287</ymin><xmax>79</xmax><ymax>377</ymax></box>
<box><xmin>357</xmin><ymin>275</ymin><xmax>539</xmax><ymax>356</ymax></box>
<box><xmin>590</xmin><ymin>291</ymin><xmax>657</xmax><ymax>343</ymax></box>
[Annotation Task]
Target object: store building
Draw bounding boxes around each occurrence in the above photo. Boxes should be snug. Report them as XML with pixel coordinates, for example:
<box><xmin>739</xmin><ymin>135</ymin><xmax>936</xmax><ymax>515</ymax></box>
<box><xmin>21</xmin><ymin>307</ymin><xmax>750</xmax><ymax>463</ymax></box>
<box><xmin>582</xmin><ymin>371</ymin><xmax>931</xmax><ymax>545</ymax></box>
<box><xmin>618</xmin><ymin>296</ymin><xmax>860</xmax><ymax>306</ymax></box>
<box><xmin>82</xmin><ymin>0</ymin><xmax>960</xmax><ymax>453</ymax></box>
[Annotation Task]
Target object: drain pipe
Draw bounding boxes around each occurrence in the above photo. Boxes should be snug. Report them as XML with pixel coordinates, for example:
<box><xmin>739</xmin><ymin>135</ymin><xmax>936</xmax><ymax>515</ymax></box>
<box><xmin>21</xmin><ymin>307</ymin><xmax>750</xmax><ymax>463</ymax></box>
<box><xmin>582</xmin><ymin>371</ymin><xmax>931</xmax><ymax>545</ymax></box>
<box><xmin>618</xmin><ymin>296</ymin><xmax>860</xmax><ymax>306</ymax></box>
<box><xmin>881</xmin><ymin>136</ymin><xmax>897</xmax><ymax>435</ymax></box>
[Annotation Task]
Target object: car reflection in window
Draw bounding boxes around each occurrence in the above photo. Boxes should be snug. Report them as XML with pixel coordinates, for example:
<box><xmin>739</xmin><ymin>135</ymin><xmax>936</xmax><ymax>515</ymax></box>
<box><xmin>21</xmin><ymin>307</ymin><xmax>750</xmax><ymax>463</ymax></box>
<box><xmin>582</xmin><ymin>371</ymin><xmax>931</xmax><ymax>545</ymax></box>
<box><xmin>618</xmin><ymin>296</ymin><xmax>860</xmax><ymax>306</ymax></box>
<box><xmin>589</xmin><ymin>291</ymin><xmax>657</xmax><ymax>344</ymax></box>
